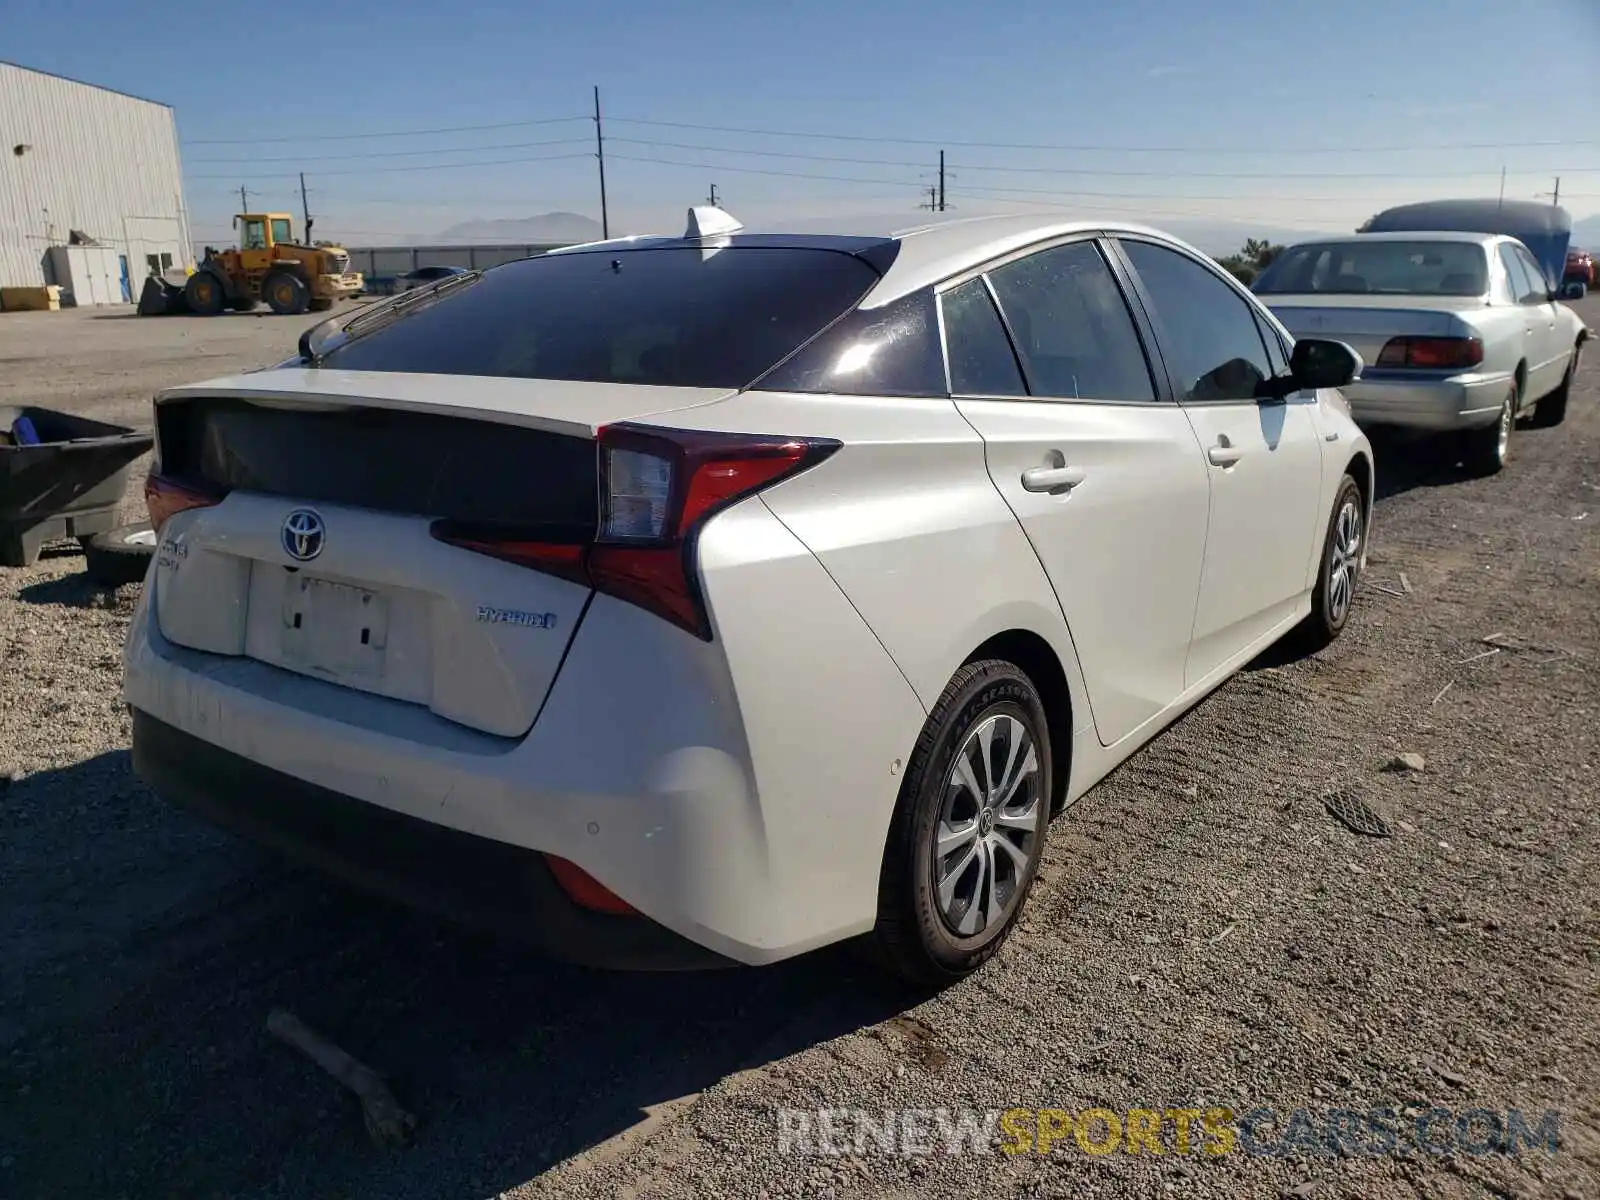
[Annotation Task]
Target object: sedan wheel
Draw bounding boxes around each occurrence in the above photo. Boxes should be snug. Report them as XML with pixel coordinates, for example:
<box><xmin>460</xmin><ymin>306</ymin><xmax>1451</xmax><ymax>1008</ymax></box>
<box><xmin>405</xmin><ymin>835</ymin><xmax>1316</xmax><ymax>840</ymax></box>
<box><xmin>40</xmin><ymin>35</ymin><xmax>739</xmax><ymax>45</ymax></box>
<box><xmin>1326</xmin><ymin>494</ymin><xmax>1362</xmax><ymax>627</ymax></box>
<box><xmin>1462</xmin><ymin>385</ymin><xmax>1515</xmax><ymax>476</ymax></box>
<box><xmin>1293</xmin><ymin>473</ymin><xmax>1365</xmax><ymax>652</ymax></box>
<box><xmin>933</xmin><ymin>712</ymin><xmax>1042</xmax><ymax>938</ymax></box>
<box><xmin>874</xmin><ymin>659</ymin><xmax>1052</xmax><ymax>984</ymax></box>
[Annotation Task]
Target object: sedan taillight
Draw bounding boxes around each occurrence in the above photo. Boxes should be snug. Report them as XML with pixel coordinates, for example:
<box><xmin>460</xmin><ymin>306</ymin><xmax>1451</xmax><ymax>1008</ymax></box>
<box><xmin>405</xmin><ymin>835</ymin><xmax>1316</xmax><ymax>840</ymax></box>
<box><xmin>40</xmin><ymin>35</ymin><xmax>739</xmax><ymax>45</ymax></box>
<box><xmin>1374</xmin><ymin>336</ymin><xmax>1484</xmax><ymax>370</ymax></box>
<box><xmin>432</xmin><ymin>423</ymin><xmax>841</xmax><ymax>640</ymax></box>
<box><xmin>145</xmin><ymin>474</ymin><xmax>227</xmax><ymax>532</ymax></box>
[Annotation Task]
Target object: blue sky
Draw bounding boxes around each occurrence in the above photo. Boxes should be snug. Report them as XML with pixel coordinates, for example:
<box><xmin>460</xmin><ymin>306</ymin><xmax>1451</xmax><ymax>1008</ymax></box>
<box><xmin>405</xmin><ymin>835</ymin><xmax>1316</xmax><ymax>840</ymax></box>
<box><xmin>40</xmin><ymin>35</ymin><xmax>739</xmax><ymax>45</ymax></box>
<box><xmin>7</xmin><ymin>0</ymin><xmax>1600</xmax><ymax>248</ymax></box>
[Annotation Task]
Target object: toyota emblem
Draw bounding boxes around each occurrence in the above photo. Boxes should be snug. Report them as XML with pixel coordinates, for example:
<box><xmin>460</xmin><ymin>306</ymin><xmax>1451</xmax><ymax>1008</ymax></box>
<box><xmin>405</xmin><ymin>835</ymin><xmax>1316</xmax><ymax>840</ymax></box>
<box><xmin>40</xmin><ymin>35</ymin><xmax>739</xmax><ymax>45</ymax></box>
<box><xmin>282</xmin><ymin>508</ymin><xmax>326</xmax><ymax>562</ymax></box>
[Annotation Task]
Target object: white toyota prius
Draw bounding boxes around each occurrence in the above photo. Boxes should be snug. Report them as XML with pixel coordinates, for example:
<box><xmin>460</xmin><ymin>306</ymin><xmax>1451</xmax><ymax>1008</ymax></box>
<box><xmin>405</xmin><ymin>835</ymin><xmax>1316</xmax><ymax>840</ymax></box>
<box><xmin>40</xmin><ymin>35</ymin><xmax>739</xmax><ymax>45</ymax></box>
<box><xmin>123</xmin><ymin>209</ymin><xmax>1373</xmax><ymax>983</ymax></box>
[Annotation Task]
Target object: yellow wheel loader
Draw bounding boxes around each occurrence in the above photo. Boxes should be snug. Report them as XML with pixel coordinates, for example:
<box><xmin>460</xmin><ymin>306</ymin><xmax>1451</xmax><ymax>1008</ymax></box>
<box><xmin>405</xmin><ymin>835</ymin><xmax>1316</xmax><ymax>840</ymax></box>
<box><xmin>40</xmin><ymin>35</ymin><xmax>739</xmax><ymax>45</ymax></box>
<box><xmin>182</xmin><ymin>214</ymin><xmax>363</xmax><ymax>316</ymax></box>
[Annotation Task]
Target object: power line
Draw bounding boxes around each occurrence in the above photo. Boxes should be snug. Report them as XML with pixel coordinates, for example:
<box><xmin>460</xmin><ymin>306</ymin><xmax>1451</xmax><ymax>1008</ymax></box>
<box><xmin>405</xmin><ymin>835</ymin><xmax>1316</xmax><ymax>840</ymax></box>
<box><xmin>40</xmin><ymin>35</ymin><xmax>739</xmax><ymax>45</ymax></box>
<box><xmin>187</xmin><ymin>137</ymin><xmax>592</xmax><ymax>165</ymax></box>
<box><xmin>183</xmin><ymin>116</ymin><xmax>590</xmax><ymax>145</ymax></box>
<box><xmin>189</xmin><ymin>151</ymin><xmax>594</xmax><ymax>181</ymax></box>
<box><xmin>608</xmin><ymin>152</ymin><xmax>922</xmax><ymax>190</ymax></box>
<box><xmin>606</xmin><ymin>116</ymin><xmax>1600</xmax><ymax>155</ymax></box>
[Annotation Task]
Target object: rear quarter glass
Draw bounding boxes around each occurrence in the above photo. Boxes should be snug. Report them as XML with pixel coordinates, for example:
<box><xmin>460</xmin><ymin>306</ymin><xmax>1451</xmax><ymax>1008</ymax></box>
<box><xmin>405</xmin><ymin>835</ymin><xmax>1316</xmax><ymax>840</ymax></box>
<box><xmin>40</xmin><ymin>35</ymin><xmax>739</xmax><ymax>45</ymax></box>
<box><xmin>314</xmin><ymin>246</ymin><xmax>885</xmax><ymax>390</ymax></box>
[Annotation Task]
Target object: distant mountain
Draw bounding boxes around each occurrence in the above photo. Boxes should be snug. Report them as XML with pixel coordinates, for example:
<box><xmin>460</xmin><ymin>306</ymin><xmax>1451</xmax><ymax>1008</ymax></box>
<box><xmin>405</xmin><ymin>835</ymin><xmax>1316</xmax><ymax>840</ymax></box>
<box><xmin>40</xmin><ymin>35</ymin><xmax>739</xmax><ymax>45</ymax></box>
<box><xmin>430</xmin><ymin>212</ymin><xmax>602</xmax><ymax>244</ymax></box>
<box><xmin>1571</xmin><ymin>215</ymin><xmax>1600</xmax><ymax>251</ymax></box>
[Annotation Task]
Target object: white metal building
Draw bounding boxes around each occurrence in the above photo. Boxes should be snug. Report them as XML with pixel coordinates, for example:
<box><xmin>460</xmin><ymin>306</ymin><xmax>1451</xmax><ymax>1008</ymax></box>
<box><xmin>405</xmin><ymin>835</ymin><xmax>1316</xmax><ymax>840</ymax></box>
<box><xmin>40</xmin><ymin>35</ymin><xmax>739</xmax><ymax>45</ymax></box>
<box><xmin>0</xmin><ymin>61</ymin><xmax>190</xmax><ymax>300</ymax></box>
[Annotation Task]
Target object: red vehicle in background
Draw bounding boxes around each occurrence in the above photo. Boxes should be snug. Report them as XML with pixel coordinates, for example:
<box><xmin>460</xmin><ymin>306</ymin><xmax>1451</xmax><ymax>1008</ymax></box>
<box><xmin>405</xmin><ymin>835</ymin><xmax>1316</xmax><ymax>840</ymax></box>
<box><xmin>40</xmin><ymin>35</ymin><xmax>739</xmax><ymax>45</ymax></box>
<box><xmin>1566</xmin><ymin>247</ymin><xmax>1595</xmax><ymax>288</ymax></box>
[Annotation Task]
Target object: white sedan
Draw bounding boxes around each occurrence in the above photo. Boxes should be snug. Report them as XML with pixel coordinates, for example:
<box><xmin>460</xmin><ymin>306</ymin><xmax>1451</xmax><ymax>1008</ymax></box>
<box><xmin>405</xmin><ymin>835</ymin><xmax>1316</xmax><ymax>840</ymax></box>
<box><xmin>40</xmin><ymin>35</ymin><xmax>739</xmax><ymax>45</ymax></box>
<box><xmin>1255</xmin><ymin>231</ymin><xmax>1589</xmax><ymax>475</ymax></box>
<box><xmin>123</xmin><ymin>209</ymin><xmax>1372</xmax><ymax>983</ymax></box>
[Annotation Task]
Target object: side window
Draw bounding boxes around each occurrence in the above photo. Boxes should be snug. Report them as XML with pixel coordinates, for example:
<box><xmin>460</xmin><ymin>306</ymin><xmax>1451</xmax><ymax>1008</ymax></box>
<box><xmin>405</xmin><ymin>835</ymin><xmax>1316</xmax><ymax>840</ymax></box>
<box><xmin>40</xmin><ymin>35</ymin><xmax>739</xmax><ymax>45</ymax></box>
<box><xmin>1119</xmin><ymin>240</ymin><xmax>1273</xmax><ymax>403</ymax></box>
<box><xmin>1515</xmin><ymin>247</ymin><xmax>1550</xmax><ymax>302</ymax></box>
<box><xmin>757</xmin><ymin>289</ymin><xmax>947</xmax><ymax>397</ymax></box>
<box><xmin>941</xmin><ymin>279</ymin><xmax>1026</xmax><ymax>396</ymax></box>
<box><xmin>1499</xmin><ymin>246</ymin><xmax>1534</xmax><ymax>303</ymax></box>
<box><xmin>271</xmin><ymin>218</ymin><xmax>293</xmax><ymax>244</ymax></box>
<box><xmin>985</xmin><ymin>241</ymin><xmax>1156</xmax><ymax>401</ymax></box>
<box><xmin>1255</xmin><ymin>311</ymin><xmax>1290</xmax><ymax>378</ymax></box>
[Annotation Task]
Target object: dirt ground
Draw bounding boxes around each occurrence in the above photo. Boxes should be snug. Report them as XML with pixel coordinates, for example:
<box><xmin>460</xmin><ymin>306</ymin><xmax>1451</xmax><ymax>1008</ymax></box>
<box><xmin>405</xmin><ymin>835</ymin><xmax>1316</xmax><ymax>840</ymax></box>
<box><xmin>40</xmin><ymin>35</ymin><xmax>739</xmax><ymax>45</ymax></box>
<box><xmin>1</xmin><ymin>301</ymin><xmax>1597</xmax><ymax>1200</ymax></box>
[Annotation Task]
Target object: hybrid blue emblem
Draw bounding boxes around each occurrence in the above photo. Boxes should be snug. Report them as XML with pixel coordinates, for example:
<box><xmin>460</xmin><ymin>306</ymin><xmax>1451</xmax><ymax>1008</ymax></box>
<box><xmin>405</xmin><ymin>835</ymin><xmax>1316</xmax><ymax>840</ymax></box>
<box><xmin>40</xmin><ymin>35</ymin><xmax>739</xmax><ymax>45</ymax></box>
<box><xmin>282</xmin><ymin>508</ymin><xmax>326</xmax><ymax>562</ymax></box>
<box><xmin>476</xmin><ymin>606</ymin><xmax>557</xmax><ymax>629</ymax></box>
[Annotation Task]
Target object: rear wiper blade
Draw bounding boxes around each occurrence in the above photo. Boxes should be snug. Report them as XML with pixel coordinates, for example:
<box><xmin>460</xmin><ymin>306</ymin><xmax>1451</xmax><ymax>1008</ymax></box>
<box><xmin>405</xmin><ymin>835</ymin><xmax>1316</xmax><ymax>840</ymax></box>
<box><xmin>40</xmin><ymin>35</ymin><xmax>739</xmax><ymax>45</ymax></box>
<box><xmin>299</xmin><ymin>270</ymin><xmax>483</xmax><ymax>365</ymax></box>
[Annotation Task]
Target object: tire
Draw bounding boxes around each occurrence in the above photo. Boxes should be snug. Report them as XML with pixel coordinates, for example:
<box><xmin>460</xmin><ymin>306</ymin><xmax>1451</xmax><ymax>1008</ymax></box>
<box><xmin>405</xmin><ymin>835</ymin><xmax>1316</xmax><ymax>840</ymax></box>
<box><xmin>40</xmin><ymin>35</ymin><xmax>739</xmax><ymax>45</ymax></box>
<box><xmin>1290</xmin><ymin>474</ymin><xmax>1365</xmax><ymax>653</ymax></box>
<box><xmin>228</xmin><ymin>295</ymin><xmax>257</xmax><ymax>313</ymax></box>
<box><xmin>83</xmin><ymin>522</ymin><xmax>157</xmax><ymax>587</ymax></box>
<box><xmin>1531</xmin><ymin>344</ymin><xmax>1580</xmax><ymax>428</ymax></box>
<box><xmin>184</xmin><ymin>271</ymin><xmax>226</xmax><ymax>316</ymax></box>
<box><xmin>263</xmin><ymin>271</ymin><xmax>310</xmax><ymax>316</ymax></box>
<box><xmin>873</xmin><ymin>659</ymin><xmax>1053</xmax><ymax>986</ymax></box>
<box><xmin>307</xmin><ymin>297</ymin><xmax>333</xmax><ymax>312</ymax></box>
<box><xmin>1461</xmin><ymin>381</ymin><xmax>1516</xmax><ymax>477</ymax></box>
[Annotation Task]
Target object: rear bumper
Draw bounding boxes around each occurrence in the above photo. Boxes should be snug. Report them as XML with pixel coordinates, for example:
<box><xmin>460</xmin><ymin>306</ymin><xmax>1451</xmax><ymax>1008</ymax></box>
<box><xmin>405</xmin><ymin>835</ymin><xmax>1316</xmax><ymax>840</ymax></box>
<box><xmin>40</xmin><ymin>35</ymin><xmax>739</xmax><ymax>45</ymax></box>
<box><xmin>1342</xmin><ymin>370</ymin><xmax>1513</xmax><ymax>432</ymax></box>
<box><xmin>132</xmin><ymin>710</ymin><xmax>732</xmax><ymax>970</ymax></box>
<box><xmin>121</xmin><ymin>497</ymin><xmax>926</xmax><ymax>967</ymax></box>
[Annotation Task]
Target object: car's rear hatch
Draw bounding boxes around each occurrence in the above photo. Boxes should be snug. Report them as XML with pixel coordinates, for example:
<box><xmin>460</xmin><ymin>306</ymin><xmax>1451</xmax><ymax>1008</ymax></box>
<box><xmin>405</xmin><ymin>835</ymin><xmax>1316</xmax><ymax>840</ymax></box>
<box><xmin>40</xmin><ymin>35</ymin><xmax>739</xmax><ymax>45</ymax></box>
<box><xmin>148</xmin><ymin>370</ymin><xmax>732</xmax><ymax>738</ymax></box>
<box><xmin>1263</xmin><ymin>296</ymin><xmax>1484</xmax><ymax>365</ymax></box>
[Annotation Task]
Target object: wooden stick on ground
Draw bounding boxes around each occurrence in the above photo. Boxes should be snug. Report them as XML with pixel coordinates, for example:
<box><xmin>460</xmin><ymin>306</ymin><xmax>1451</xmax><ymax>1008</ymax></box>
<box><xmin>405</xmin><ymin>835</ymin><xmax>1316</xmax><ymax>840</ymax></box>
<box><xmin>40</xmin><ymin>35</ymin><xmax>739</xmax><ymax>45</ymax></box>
<box><xmin>267</xmin><ymin>1008</ymin><xmax>416</xmax><ymax>1147</ymax></box>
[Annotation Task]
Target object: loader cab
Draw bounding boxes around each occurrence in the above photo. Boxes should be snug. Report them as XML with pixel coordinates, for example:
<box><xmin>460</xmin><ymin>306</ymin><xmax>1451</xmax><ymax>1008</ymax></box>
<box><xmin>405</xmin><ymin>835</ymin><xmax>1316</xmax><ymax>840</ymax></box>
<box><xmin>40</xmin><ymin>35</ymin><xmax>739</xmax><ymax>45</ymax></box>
<box><xmin>233</xmin><ymin>213</ymin><xmax>296</xmax><ymax>269</ymax></box>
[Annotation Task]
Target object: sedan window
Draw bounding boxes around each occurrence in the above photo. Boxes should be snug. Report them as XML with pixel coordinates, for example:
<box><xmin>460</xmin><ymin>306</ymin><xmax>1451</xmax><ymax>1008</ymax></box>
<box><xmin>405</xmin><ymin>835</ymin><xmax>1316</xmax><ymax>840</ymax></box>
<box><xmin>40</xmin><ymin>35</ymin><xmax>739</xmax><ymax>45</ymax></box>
<box><xmin>985</xmin><ymin>241</ymin><xmax>1156</xmax><ymax>401</ymax></box>
<box><xmin>316</xmin><ymin>246</ymin><xmax>882</xmax><ymax>388</ymax></box>
<box><xmin>1513</xmin><ymin>246</ymin><xmax>1552</xmax><ymax>302</ymax></box>
<box><xmin>941</xmin><ymin>279</ymin><xmax>1026</xmax><ymax>396</ymax></box>
<box><xmin>1256</xmin><ymin>240</ymin><xmax>1489</xmax><ymax>296</ymax></box>
<box><xmin>1120</xmin><ymin>240</ymin><xmax>1272</xmax><ymax>404</ymax></box>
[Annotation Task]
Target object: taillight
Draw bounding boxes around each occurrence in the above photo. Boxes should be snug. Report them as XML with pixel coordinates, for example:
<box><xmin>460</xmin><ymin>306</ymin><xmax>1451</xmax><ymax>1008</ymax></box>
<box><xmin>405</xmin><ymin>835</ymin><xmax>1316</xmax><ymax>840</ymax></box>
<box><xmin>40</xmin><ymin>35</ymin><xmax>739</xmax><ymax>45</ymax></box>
<box><xmin>145</xmin><ymin>473</ymin><xmax>227</xmax><ymax>532</ymax></box>
<box><xmin>432</xmin><ymin>423</ymin><xmax>840</xmax><ymax>639</ymax></box>
<box><xmin>1375</xmin><ymin>336</ymin><xmax>1484</xmax><ymax>370</ymax></box>
<box><xmin>544</xmin><ymin>855</ymin><xmax>637</xmax><ymax>915</ymax></box>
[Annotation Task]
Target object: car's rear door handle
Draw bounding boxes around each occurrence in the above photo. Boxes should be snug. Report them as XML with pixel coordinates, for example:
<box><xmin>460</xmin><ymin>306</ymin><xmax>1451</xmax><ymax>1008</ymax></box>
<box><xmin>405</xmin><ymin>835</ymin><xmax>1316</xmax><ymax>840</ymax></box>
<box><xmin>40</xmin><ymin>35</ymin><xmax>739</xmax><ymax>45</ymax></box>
<box><xmin>1020</xmin><ymin>464</ymin><xmax>1086</xmax><ymax>493</ymax></box>
<box><xmin>1207</xmin><ymin>443</ymin><xmax>1245</xmax><ymax>467</ymax></box>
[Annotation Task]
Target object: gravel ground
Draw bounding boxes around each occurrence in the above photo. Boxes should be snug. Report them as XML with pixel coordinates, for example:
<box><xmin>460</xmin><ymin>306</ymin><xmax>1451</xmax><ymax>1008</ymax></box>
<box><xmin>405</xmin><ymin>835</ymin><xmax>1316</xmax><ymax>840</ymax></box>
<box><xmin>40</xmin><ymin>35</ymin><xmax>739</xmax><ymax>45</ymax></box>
<box><xmin>1</xmin><ymin>301</ymin><xmax>1597</xmax><ymax>1200</ymax></box>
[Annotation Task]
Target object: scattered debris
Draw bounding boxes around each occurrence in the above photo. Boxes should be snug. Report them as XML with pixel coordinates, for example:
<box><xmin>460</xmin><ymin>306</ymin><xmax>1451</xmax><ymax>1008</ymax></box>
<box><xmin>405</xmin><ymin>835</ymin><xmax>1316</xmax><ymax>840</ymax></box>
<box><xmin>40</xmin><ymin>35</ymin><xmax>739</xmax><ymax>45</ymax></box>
<box><xmin>1209</xmin><ymin>922</ymin><xmax>1238</xmax><ymax>945</ymax></box>
<box><xmin>1398</xmin><ymin>820</ymin><xmax>1418</xmax><ymax>834</ymax></box>
<box><xmin>1324</xmin><ymin>790</ymin><xmax>1392</xmax><ymax>837</ymax></box>
<box><xmin>1426</xmin><ymin>1059</ymin><xmax>1471</xmax><ymax>1090</ymax></box>
<box><xmin>1383</xmin><ymin>753</ymin><xmax>1426</xmax><ymax>774</ymax></box>
<box><xmin>1369</xmin><ymin>583</ymin><xmax>1407</xmax><ymax>598</ymax></box>
<box><xmin>1574</xmin><ymin>512</ymin><xmax>1589</xmax><ymax>521</ymax></box>
<box><xmin>1178</xmin><ymin>782</ymin><xmax>1199</xmax><ymax>800</ymax></box>
<box><xmin>1287</xmin><ymin>1180</ymin><xmax>1323</xmax><ymax>1199</ymax></box>
<box><xmin>1431</xmin><ymin>682</ymin><xmax>1453</xmax><ymax>705</ymax></box>
<box><xmin>266</xmin><ymin>1008</ymin><xmax>416</xmax><ymax>1148</ymax></box>
<box><xmin>1398</xmin><ymin>572</ymin><xmax>1414</xmax><ymax>594</ymax></box>
<box><xmin>1457</xmin><ymin>647</ymin><xmax>1501</xmax><ymax>665</ymax></box>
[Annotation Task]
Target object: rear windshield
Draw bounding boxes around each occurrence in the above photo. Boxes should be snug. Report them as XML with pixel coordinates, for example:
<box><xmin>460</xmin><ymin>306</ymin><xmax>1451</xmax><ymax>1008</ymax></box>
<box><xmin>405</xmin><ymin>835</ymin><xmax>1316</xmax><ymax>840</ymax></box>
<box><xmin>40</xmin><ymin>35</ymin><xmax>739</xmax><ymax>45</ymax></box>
<box><xmin>1253</xmin><ymin>240</ymin><xmax>1488</xmax><ymax>297</ymax></box>
<box><xmin>313</xmin><ymin>246</ymin><xmax>882</xmax><ymax>388</ymax></box>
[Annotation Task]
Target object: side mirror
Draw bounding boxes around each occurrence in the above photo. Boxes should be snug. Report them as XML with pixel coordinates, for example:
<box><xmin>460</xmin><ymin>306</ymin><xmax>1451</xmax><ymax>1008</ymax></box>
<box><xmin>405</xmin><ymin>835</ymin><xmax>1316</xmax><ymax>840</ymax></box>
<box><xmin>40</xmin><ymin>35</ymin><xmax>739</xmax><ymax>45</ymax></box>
<box><xmin>1289</xmin><ymin>337</ymin><xmax>1362</xmax><ymax>390</ymax></box>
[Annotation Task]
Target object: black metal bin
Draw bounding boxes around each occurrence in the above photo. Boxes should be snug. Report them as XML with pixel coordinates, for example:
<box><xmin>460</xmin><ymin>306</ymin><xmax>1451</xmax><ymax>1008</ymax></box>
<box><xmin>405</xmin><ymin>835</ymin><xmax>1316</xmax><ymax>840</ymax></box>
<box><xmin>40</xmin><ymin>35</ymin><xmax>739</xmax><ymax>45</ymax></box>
<box><xmin>0</xmin><ymin>406</ymin><xmax>154</xmax><ymax>568</ymax></box>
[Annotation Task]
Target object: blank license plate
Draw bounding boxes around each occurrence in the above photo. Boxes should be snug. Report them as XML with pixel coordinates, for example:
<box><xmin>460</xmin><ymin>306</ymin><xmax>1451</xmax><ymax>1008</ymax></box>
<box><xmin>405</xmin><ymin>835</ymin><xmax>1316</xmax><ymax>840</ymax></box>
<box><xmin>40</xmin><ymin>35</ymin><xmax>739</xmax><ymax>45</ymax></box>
<box><xmin>280</xmin><ymin>576</ymin><xmax>390</xmax><ymax>681</ymax></box>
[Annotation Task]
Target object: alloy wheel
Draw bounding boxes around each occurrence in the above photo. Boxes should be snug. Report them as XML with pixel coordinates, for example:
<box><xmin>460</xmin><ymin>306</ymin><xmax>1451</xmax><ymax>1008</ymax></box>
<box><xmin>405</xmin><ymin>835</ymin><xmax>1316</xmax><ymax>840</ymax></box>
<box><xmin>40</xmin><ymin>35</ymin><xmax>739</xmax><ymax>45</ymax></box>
<box><xmin>932</xmin><ymin>711</ymin><xmax>1042</xmax><ymax>937</ymax></box>
<box><xmin>1328</xmin><ymin>497</ymin><xmax>1362</xmax><ymax>625</ymax></box>
<box><xmin>1496</xmin><ymin>390</ymin><xmax>1514</xmax><ymax>463</ymax></box>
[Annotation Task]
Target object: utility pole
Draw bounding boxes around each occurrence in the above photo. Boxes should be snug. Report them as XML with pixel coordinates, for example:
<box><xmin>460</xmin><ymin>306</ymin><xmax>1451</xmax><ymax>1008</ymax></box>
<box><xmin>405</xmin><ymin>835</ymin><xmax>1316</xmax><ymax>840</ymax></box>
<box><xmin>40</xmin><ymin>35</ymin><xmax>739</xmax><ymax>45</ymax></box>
<box><xmin>238</xmin><ymin>184</ymin><xmax>250</xmax><ymax>212</ymax></box>
<box><xmin>593</xmin><ymin>85</ymin><xmax>609</xmax><ymax>239</ymax></box>
<box><xmin>299</xmin><ymin>172</ymin><xmax>314</xmax><ymax>242</ymax></box>
<box><xmin>938</xmin><ymin>150</ymin><xmax>946</xmax><ymax>212</ymax></box>
<box><xmin>707</xmin><ymin>182</ymin><xmax>720</xmax><ymax>208</ymax></box>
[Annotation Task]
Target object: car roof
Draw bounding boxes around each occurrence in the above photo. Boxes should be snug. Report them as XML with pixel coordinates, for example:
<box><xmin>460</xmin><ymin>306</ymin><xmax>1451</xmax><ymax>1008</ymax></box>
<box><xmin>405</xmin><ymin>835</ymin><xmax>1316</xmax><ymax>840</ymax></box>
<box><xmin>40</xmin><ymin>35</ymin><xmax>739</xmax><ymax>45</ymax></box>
<box><xmin>1288</xmin><ymin>230</ymin><xmax>1505</xmax><ymax>247</ymax></box>
<box><xmin>549</xmin><ymin>212</ymin><xmax>1211</xmax><ymax>308</ymax></box>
